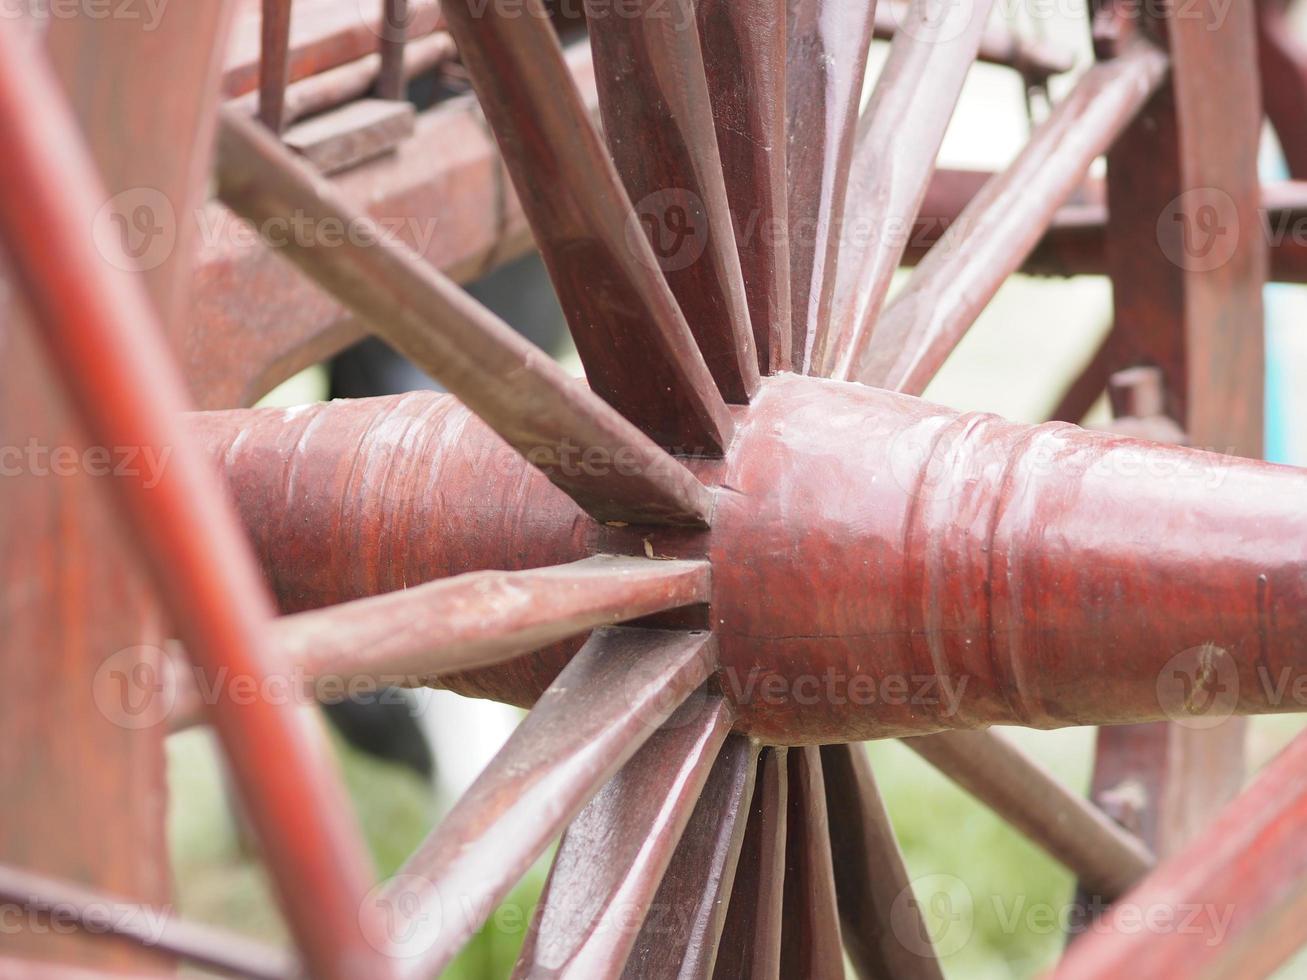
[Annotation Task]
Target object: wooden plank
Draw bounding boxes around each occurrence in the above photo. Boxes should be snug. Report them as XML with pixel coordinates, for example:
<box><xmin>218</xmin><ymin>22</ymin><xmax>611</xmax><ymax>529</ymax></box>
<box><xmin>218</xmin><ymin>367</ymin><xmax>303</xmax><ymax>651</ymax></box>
<box><xmin>622</xmin><ymin>735</ymin><xmax>758</xmax><ymax>979</ymax></box>
<box><xmin>389</xmin><ymin>628</ymin><xmax>717</xmax><ymax>976</ymax></box>
<box><xmin>822</xmin><ymin>743</ymin><xmax>945</xmax><ymax>979</ymax></box>
<box><xmin>0</xmin><ymin>30</ymin><xmax>390</xmax><ymax>980</ymax></box>
<box><xmin>852</xmin><ymin>41</ymin><xmax>1168</xmax><ymax>395</ymax></box>
<box><xmin>441</xmin><ymin>0</ymin><xmax>734</xmax><ymax>453</ymax></box>
<box><xmin>907</xmin><ymin>730</ymin><xmax>1153</xmax><ymax>900</ymax></box>
<box><xmin>713</xmin><ymin>749</ymin><xmax>787</xmax><ymax>980</ymax></box>
<box><xmin>514</xmin><ymin>697</ymin><xmax>735</xmax><ymax>977</ymax></box>
<box><xmin>215</xmin><ymin>107</ymin><xmax>715</xmax><ymax>527</ymax></box>
<box><xmin>820</xmin><ymin>0</ymin><xmax>996</xmax><ymax>378</ymax></box>
<box><xmin>779</xmin><ymin>747</ymin><xmax>844</xmax><ymax>979</ymax></box>
<box><xmin>282</xmin><ymin>98</ymin><xmax>415</xmax><ymax>175</ymax></box>
<box><xmin>785</xmin><ymin>0</ymin><xmax>877</xmax><ymax>371</ymax></box>
<box><xmin>587</xmin><ymin>0</ymin><xmax>761</xmax><ymax>401</ymax></box>
<box><xmin>697</xmin><ymin>0</ymin><xmax>793</xmax><ymax>373</ymax></box>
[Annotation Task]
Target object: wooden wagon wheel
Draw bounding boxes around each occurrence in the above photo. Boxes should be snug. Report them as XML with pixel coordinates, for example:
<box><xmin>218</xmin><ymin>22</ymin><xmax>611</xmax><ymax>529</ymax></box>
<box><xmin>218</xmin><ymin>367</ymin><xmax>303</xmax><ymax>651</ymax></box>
<box><xmin>0</xmin><ymin>0</ymin><xmax>1304</xmax><ymax>977</ymax></box>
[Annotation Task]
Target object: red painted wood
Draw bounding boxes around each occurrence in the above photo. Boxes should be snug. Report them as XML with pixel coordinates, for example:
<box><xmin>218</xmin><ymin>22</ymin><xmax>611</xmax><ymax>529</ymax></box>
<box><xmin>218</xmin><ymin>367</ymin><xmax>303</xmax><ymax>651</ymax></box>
<box><xmin>168</xmin><ymin>555</ymin><xmax>711</xmax><ymax>729</ymax></box>
<box><xmin>1055</xmin><ymin>728</ymin><xmax>1307</xmax><ymax>979</ymax></box>
<box><xmin>258</xmin><ymin>0</ymin><xmax>294</xmax><ymax>131</ymax></box>
<box><xmin>0</xmin><ymin>864</ymin><xmax>294</xmax><ymax>980</ymax></box>
<box><xmin>907</xmin><ymin>731</ymin><xmax>1153</xmax><ymax>898</ymax></box>
<box><xmin>192</xmin><ymin>43</ymin><xmax>578</xmax><ymax>408</ymax></box>
<box><xmin>215</xmin><ymin>107</ymin><xmax>714</xmax><ymax>527</ymax></box>
<box><xmin>390</xmin><ymin>627</ymin><xmax>716</xmax><ymax>977</ymax></box>
<box><xmin>0</xmin><ymin>32</ymin><xmax>391</xmax><ymax>980</ymax></box>
<box><xmin>821</xmin><ymin>743</ymin><xmax>945</xmax><ymax>979</ymax></box>
<box><xmin>779</xmin><ymin>746</ymin><xmax>844</xmax><ymax>979</ymax></box>
<box><xmin>714</xmin><ymin>749</ymin><xmax>787</xmax><ymax>979</ymax></box>
<box><xmin>622</xmin><ymin>735</ymin><xmax>758</xmax><ymax>978</ymax></box>
<box><xmin>514</xmin><ymin>696</ymin><xmax>734</xmax><ymax>976</ymax></box>
<box><xmin>376</xmin><ymin>0</ymin><xmax>409</xmax><ymax>100</ymax></box>
<box><xmin>785</xmin><ymin>0</ymin><xmax>877</xmax><ymax>371</ymax></box>
<box><xmin>1257</xmin><ymin>0</ymin><xmax>1307</xmax><ymax>178</ymax></box>
<box><xmin>441</xmin><ymin>0</ymin><xmax>734</xmax><ymax>453</ymax></box>
<box><xmin>852</xmin><ymin>40</ymin><xmax>1168</xmax><ymax>394</ymax></box>
<box><xmin>222</xmin><ymin>0</ymin><xmax>443</xmax><ymax>98</ymax></box>
<box><xmin>697</xmin><ymin>0</ymin><xmax>793</xmax><ymax>374</ymax></box>
<box><xmin>820</xmin><ymin>0</ymin><xmax>996</xmax><ymax>378</ymax></box>
<box><xmin>586</xmin><ymin>0</ymin><xmax>760</xmax><ymax>402</ymax></box>
<box><xmin>197</xmin><ymin>374</ymin><xmax>1307</xmax><ymax>742</ymax></box>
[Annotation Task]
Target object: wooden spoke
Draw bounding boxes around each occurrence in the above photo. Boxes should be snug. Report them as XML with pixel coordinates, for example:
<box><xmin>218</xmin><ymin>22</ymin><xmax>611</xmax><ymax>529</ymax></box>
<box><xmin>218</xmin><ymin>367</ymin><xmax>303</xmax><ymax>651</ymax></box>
<box><xmin>779</xmin><ymin>747</ymin><xmax>845</xmax><ymax>979</ymax></box>
<box><xmin>714</xmin><ymin>749</ymin><xmax>788</xmax><ymax>980</ymax></box>
<box><xmin>872</xmin><ymin>0</ymin><xmax>1075</xmax><ymax>80</ymax></box>
<box><xmin>441</xmin><ymin>0</ymin><xmax>734</xmax><ymax>453</ymax></box>
<box><xmin>586</xmin><ymin>0</ymin><xmax>760</xmax><ymax>402</ymax></box>
<box><xmin>387</xmin><ymin>627</ymin><xmax>716</xmax><ymax>976</ymax></box>
<box><xmin>376</xmin><ymin>0</ymin><xmax>409</xmax><ymax>100</ymax></box>
<box><xmin>0</xmin><ymin>33</ymin><xmax>388</xmax><ymax>980</ymax></box>
<box><xmin>697</xmin><ymin>0</ymin><xmax>793</xmax><ymax>374</ymax></box>
<box><xmin>1257</xmin><ymin>0</ymin><xmax>1307</xmax><ymax>179</ymax></box>
<box><xmin>169</xmin><ymin>556</ymin><xmax>712</xmax><ymax>730</ymax></box>
<box><xmin>259</xmin><ymin>0</ymin><xmax>294</xmax><ymax>131</ymax></box>
<box><xmin>622</xmin><ymin>735</ymin><xmax>759</xmax><ymax>979</ymax></box>
<box><xmin>514</xmin><ymin>696</ymin><xmax>735</xmax><ymax>977</ymax></box>
<box><xmin>215</xmin><ymin>108</ymin><xmax>714</xmax><ymax>527</ymax></box>
<box><xmin>851</xmin><ymin>40</ymin><xmax>1168</xmax><ymax>395</ymax></box>
<box><xmin>821</xmin><ymin>743</ymin><xmax>945</xmax><ymax>980</ymax></box>
<box><xmin>785</xmin><ymin>0</ymin><xmax>877</xmax><ymax>371</ymax></box>
<box><xmin>819</xmin><ymin>0</ymin><xmax>998</xmax><ymax>378</ymax></box>
<box><xmin>1055</xmin><ymin>727</ymin><xmax>1307</xmax><ymax>979</ymax></box>
<box><xmin>0</xmin><ymin>865</ymin><xmax>295</xmax><ymax>980</ymax></box>
<box><xmin>906</xmin><ymin>730</ymin><xmax>1154</xmax><ymax>899</ymax></box>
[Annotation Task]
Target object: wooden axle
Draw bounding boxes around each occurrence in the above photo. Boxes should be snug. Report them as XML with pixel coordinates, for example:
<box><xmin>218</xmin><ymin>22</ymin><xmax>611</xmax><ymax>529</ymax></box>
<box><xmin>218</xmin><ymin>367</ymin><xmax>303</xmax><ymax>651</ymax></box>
<box><xmin>192</xmin><ymin>373</ymin><xmax>1307</xmax><ymax>743</ymax></box>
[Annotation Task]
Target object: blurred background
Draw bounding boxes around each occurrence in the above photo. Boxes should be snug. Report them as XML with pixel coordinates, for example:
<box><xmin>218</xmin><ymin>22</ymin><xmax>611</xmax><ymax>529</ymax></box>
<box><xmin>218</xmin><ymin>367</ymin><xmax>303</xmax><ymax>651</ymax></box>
<box><xmin>170</xmin><ymin>1</ymin><xmax>1307</xmax><ymax>975</ymax></box>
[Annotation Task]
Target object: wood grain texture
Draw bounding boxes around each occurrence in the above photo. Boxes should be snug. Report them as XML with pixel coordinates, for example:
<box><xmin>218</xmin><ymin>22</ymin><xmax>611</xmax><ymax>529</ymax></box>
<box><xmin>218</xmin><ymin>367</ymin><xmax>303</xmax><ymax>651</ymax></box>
<box><xmin>907</xmin><ymin>730</ymin><xmax>1153</xmax><ymax>899</ymax></box>
<box><xmin>0</xmin><ymin>30</ymin><xmax>389</xmax><ymax>980</ymax></box>
<box><xmin>169</xmin><ymin>556</ymin><xmax>712</xmax><ymax>729</ymax></box>
<box><xmin>714</xmin><ymin>749</ymin><xmax>787</xmax><ymax>980</ymax></box>
<box><xmin>779</xmin><ymin>746</ymin><xmax>844</xmax><ymax>979</ymax></box>
<box><xmin>7</xmin><ymin>7</ymin><xmax>231</xmax><ymax>973</ymax></box>
<box><xmin>587</xmin><ymin>0</ymin><xmax>760</xmax><ymax>401</ymax></box>
<box><xmin>853</xmin><ymin>41</ymin><xmax>1168</xmax><ymax>395</ymax></box>
<box><xmin>822</xmin><ymin>743</ymin><xmax>945</xmax><ymax>979</ymax></box>
<box><xmin>390</xmin><ymin>628</ymin><xmax>717</xmax><ymax>977</ymax></box>
<box><xmin>514</xmin><ymin>696</ymin><xmax>735</xmax><ymax>977</ymax></box>
<box><xmin>697</xmin><ymin>0</ymin><xmax>793</xmax><ymax>374</ymax></box>
<box><xmin>442</xmin><ymin>0</ymin><xmax>734</xmax><ymax>453</ymax></box>
<box><xmin>258</xmin><ymin>0</ymin><xmax>294</xmax><ymax>131</ymax></box>
<box><xmin>821</xmin><ymin>0</ymin><xmax>997</xmax><ymax>378</ymax></box>
<box><xmin>215</xmin><ymin>107</ymin><xmax>714</xmax><ymax>527</ymax></box>
<box><xmin>785</xmin><ymin>0</ymin><xmax>877</xmax><ymax>371</ymax></box>
<box><xmin>1054</xmin><ymin>728</ymin><xmax>1307</xmax><ymax>980</ymax></box>
<box><xmin>376</xmin><ymin>0</ymin><xmax>409</xmax><ymax>100</ymax></box>
<box><xmin>622</xmin><ymin>735</ymin><xmax>758</xmax><ymax>979</ymax></box>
